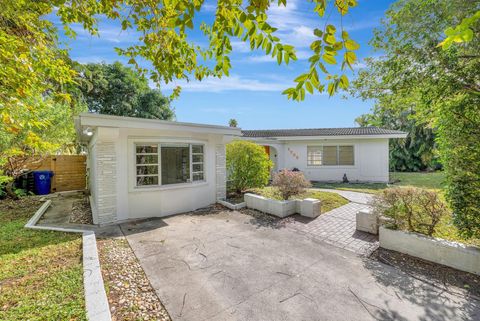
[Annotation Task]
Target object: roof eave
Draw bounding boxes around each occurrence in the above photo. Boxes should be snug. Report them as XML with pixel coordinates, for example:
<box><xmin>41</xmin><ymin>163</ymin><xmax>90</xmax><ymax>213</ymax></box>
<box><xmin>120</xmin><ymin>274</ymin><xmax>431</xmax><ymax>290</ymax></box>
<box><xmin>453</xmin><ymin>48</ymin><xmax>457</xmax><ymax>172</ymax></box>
<box><xmin>78</xmin><ymin>113</ymin><xmax>242</xmax><ymax>136</ymax></box>
<box><xmin>244</xmin><ymin>133</ymin><xmax>408</xmax><ymax>140</ymax></box>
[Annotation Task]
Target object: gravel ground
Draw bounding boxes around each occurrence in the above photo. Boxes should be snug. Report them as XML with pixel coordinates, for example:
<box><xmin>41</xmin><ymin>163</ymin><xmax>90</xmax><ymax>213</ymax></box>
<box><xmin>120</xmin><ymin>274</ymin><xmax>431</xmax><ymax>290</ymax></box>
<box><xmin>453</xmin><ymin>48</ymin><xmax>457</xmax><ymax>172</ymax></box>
<box><xmin>372</xmin><ymin>248</ymin><xmax>480</xmax><ymax>299</ymax></box>
<box><xmin>70</xmin><ymin>197</ymin><xmax>93</xmax><ymax>224</ymax></box>
<box><xmin>97</xmin><ymin>237</ymin><xmax>171</xmax><ymax>321</ymax></box>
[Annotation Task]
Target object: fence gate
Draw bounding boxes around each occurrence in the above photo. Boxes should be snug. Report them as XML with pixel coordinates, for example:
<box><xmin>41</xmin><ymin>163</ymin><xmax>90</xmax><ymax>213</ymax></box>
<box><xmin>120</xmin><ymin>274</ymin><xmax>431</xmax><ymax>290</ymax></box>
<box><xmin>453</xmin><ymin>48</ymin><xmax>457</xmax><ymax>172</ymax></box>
<box><xmin>25</xmin><ymin>155</ymin><xmax>87</xmax><ymax>192</ymax></box>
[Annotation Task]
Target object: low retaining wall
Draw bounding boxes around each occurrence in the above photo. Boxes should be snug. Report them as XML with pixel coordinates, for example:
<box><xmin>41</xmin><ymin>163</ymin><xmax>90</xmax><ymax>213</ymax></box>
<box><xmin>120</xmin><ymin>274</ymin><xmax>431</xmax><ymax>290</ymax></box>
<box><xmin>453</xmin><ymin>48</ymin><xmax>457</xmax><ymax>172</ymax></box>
<box><xmin>379</xmin><ymin>226</ymin><xmax>480</xmax><ymax>275</ymax></box>
<box><xmin>217</xmin><ymin>199</ymin><xmax>246</xmax><ymax>210</ymax></box>
<box><xmin>244</xmin><ymin>193</ymin><xmax>320</xmax><ymax>218</ymax></box>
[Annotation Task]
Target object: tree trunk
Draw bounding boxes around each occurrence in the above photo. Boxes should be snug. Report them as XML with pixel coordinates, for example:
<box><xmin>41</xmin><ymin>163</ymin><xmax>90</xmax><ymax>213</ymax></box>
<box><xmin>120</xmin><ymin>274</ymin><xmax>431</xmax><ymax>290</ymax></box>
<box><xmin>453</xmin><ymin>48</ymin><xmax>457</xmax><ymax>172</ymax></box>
<box><xmin>5</xmin><ymin>181</ymin><xmax>18</xmax><ymax>200</ymax></box>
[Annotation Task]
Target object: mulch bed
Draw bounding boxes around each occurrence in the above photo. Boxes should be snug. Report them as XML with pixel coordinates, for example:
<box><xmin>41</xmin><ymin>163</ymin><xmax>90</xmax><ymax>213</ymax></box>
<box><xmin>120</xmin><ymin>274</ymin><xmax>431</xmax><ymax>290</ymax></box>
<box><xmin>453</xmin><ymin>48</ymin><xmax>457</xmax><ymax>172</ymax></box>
<box><xmin>70</xmin><ymin>197</ymin><xmax>93</xmax><ymax>224</ymax></box>
<box><xmin>97</xmin><ymin>237</ymin><xmax>171</xmax><ymax>321</ymax></box>
<box><xmin>372</xmin><ymin>248</ymin><xmax>480</xmax><ymax>299</ymax></box>
<box><xmin>225</xmin><ymin>194</ymin><xmax>245</xmax><ymax>205</ymax></box>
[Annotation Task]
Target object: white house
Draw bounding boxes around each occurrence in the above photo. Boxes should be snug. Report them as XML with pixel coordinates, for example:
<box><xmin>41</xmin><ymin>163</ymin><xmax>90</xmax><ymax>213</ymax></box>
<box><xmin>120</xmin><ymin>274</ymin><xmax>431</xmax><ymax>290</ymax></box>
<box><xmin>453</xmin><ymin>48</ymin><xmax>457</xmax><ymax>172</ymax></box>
<box><xmin>75</xmin><ymin>113</ymin><xmax>241</xmax><ymax>225</ymax></box>
<box><xmin>76</xmin><ymin>113</ymin><xmax>406</xmax><ymax>224</ymax></box>
<box><xmin>242</xmin><ymin>127</ymin><xmax>407</xmax><ymax>183</ymax></box>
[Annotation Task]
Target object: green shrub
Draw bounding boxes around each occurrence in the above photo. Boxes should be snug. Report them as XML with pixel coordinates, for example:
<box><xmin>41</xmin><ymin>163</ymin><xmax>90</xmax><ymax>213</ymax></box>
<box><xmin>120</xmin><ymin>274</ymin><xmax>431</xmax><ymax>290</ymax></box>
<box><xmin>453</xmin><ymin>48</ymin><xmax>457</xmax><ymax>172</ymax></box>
<box><xmin>272</xmin><ymin>170</ymin><xmax>311</xmax><ymax>200</ymax></box>
<box><xmin>372</xmin><ymin>187</ymin><xmax>448</xmax><ymax>236</ymax></box>
<box><xmin>226</xmin><ymin>140</ymin><xmax>272</xmax><ymax>194</ymax></box>
<box><xmin>437</xmin><ymin>94</ymin><xmax>480</xmax><ymax>239</ymax></box>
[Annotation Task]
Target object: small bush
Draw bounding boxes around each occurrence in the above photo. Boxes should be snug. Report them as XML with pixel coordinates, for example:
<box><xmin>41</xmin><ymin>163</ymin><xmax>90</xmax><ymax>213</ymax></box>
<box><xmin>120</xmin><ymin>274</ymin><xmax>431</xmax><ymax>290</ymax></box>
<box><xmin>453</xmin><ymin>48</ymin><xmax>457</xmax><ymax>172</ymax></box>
<box><xmin>272</xmin><ymin>169</ymin><xmax>311</xmax><ymax>200</ymax></box>
<box><xmin>372</xmin><ymin>187</ymin><xmax>448</xmax><ymax>236</ymax></box>
<box><xmin>226</xmin><ymin>141</ymin><xmax>272</xmax><ymax>194</ymax></box>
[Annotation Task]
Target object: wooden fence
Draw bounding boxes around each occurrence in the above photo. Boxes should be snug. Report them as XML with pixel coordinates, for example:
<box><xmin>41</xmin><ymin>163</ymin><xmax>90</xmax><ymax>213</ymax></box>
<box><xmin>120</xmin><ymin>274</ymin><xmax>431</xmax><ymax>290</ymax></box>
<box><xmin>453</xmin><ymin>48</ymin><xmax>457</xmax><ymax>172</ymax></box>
<box><xmin>25</xmin><ymin>155</ymin><xmax>87</xmax><ymax>192</ymax></box>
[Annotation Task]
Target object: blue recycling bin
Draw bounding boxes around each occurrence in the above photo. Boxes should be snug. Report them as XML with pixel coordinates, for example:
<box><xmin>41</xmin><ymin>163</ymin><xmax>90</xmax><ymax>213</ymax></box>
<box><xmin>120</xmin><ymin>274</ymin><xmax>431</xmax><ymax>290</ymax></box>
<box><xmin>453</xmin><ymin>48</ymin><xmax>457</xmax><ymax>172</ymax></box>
<box><xmin>33</xmin><ymin>171</ymin><xmax>54</xmax><ymax>195</ymax></box>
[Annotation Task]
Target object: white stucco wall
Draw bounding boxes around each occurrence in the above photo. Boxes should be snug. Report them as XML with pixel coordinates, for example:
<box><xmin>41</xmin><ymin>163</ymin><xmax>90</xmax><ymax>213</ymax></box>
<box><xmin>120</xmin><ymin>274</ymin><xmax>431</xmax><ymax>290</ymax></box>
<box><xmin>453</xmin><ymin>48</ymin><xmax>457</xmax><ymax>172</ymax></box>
<box><xmin>90</xmin><ymin>126</ymin><xmax>229</xmax><ymax>222</ymax></box>
<box><xmin>247</xmin><ymin>138</ymin><xmax>390</xmax><ymax>182</ymax></box>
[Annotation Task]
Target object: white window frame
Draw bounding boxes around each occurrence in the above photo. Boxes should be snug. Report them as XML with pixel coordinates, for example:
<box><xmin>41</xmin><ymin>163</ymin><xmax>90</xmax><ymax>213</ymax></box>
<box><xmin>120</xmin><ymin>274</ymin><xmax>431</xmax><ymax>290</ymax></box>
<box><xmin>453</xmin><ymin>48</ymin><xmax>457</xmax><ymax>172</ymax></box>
<box><xmin>307</xmin><ymin>145</ymin><xmax>355</xmax><ymax>167</ymax></box>
<box><xmin>134</xmin><ymin>142</ymin><xmax>205</xmax><ymax>188</ymax></box>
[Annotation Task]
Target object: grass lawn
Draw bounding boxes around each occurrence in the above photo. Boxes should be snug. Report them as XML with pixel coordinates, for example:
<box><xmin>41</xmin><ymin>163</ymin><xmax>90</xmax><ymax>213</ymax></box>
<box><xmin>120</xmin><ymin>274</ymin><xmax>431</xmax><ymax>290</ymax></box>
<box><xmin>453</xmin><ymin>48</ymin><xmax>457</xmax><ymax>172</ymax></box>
<box><xmin>390</xmin><ymin>171</ymin><xmax>446</xmax><ymax>190</ymax></box>
<box><xmin>312</xmin><ymin>171</ymin><xmax>446</xmax><ymax>194</ymax></box>
<box><xmin>0</xmin><ymin>197</ymin><xmax>86</xmax><ymax>321</ymax></box>
<box><xmin>250</xmin><ymin>187</ymin><xmax>349</xmax><ymax>213</ymax></box>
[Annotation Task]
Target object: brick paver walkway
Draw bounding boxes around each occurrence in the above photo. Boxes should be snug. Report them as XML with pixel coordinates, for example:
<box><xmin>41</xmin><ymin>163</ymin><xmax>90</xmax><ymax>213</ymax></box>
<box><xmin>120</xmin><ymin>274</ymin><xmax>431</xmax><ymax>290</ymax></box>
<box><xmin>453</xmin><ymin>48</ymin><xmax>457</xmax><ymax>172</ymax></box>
<box><xmin>287</xmin><ymin>190</ymin><xmax>378</xmax><ymax>256</ymax></box>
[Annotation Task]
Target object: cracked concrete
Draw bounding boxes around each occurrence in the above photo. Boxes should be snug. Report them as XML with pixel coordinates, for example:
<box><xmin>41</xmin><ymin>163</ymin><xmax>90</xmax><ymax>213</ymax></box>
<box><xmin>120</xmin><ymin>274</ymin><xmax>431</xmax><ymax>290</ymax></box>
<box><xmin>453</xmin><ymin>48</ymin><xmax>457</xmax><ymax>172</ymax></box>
<box><xmin>121</xmin><ymin>210</ymin><xmax>479</xmax><ymax>321</ymax></box>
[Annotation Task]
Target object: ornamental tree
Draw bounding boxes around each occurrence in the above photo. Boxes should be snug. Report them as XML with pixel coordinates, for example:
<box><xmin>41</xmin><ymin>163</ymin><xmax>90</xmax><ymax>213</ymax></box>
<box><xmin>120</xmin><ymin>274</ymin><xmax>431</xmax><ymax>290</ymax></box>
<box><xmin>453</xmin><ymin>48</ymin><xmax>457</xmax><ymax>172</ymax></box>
<box><xmin>226</xmin><ymin>141</ymin><xmax>272</xmax><ymax>194</ymax></box>
<box><xmin>53</xmin><ymin>0</ymin><xmax>360</xmax><ymax>100</ymax></box>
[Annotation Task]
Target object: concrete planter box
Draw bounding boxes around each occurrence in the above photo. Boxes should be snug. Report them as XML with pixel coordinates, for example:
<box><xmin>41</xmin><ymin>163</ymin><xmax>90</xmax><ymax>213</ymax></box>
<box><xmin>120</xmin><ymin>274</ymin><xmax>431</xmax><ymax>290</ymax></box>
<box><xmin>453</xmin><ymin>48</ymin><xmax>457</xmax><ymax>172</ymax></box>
<box><xmin>217</xmin><ymin>199</ymin><xmax>246</xmax><ymax>210</ymax></box>
<box><xmin>379</xmin><ymin>226</ymin><xmax>480</xmax><ymax>275</ymax></box>
<box><xmin>244</xmin><ymin>193</ymin><xmax>320</xmax><ymax>218</ymax></box>
<box><xmin>356</xmin><ymin>208</ymin><xmax>378</xmax><ymax>234</ymax></box>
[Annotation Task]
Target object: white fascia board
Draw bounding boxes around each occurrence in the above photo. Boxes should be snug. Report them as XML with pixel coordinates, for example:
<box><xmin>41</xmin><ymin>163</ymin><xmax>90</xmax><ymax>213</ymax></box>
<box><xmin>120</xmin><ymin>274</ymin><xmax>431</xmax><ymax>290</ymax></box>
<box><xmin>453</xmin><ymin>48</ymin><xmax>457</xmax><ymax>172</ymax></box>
<box><xmin>272</xmin><ymin>134</ymin><xmax>408</xmax><ymax>140</ymax></box>
<box><xmin>78</xmin><ymin>113</ymin><xmax>242</xmax><ymax>136</ymax></box>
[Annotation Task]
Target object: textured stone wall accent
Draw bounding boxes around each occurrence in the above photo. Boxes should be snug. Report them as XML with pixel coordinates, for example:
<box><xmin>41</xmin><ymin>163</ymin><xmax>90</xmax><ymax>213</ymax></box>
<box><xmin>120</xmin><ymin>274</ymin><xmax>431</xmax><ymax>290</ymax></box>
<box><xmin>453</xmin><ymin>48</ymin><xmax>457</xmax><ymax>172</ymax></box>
<box><xmin>94</xmin><ymin>141</ymin><xmax>117</xmax><ymax>225</ymax></box>
<box><xmin>215</xmin><ymin>144</ymin><xmax>226</xmax><ymax>200</ymax></box>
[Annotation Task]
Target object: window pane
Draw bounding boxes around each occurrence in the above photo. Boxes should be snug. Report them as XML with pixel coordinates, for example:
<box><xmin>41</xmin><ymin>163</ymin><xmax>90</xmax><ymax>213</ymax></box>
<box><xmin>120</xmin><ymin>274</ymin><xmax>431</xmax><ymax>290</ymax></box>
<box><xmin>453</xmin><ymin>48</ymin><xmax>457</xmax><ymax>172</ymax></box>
<box><xmin>193</xmin><ymin>172</ymin><xmax>204</xmax><ymax>181</ymax></box>
<box><xmin>136</xmin><ymin>165</ymin><xmax>158</xmax><ymax>175</ymax></box>
<box><xmin>136</xmin><ymin>155</ymin><xmax>158</xmax><ymax>164</ymax></box>
<box><xmin>136</xmin><ymin>176</ymin><xmax>158</xmax><ymax>186</ymax></box>
<box><xmin>323</xmin><ymin>146</ymin><xmax>338</xmax><ymax>165</ymax></box>
<box><xmin>193</xmin><ymin>163</ymin><xmax>203</xmax><ymax>172</ymax></box>
<box><xmin>307</xmin><ymin>147</ymin><xmax>322</xmax><ymax>166</ymax></box>
<box><xmin>136</xmin><ymin>145</ymin><xmax>158</xmax><ymax>154</ymax></box>
<box><xmin>192</xmin><ymin>145</ymin><xmax>203</xmax><ymax>153</ymax></box>
<box><xmin>192</xmin><ymin>154</ymin><xmax>203</xmax><ymax>163</ymax></box>
<box><xmin>339</xmin><ymin>146</ymin><xmax>354</xmax><ymax>165</ymax></box>
<box><xmin>161</xmin><ymin>146</ymin><xmax>190</xmax><ymax>185</ymax></box>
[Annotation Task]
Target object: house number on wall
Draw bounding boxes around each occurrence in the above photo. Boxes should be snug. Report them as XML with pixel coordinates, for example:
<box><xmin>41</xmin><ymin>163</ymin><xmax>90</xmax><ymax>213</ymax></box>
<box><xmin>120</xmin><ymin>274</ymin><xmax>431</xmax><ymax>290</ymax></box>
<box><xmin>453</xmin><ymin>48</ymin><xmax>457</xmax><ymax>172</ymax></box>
<box><xmin>287</xmin><ymin>147</ymin><xmax>299</xmax><ymax>160</ymax></box>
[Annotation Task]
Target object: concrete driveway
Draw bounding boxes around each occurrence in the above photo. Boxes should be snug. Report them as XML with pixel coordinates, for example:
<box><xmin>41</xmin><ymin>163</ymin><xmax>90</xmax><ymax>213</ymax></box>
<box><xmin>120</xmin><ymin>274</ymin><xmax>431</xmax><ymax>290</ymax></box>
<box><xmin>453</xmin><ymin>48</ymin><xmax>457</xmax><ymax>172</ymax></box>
<box><xmin>121</xmin><ymin>210</ymin><xmax>479</xmax><ymax>321</ymax></box>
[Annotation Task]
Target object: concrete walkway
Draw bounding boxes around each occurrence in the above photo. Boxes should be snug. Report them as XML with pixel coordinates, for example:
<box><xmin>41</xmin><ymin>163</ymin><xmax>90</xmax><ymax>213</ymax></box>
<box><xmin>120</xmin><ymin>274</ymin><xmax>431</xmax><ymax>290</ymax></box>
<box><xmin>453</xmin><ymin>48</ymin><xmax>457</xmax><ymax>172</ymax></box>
<box><xmin>287</xmin><ymin>189</ymin><xmax>377</xmax><ymax>255</ymax></box>
<box><xmin>122</xmin><ymin>211</ymin><xmax>479</xmax><ymax>321</ymax></box>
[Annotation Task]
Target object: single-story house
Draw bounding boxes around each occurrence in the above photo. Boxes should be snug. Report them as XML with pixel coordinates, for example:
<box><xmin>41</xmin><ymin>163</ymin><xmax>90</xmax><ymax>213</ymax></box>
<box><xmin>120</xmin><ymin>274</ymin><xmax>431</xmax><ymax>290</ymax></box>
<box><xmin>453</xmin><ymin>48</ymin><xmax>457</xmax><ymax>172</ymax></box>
<box><xmin>76</xmin><ymin>113</ymin><xmax>406</xmax><ymax>224</ymax></box>
<box><xmin>75</xmin><ymin>113</ymin><xmax>241</xmax><ymax>225</ymax></box>
<box><xmin>242</xmin><ymin>127</ymin><xmax>407</xmax><ymax>183</ymax></box>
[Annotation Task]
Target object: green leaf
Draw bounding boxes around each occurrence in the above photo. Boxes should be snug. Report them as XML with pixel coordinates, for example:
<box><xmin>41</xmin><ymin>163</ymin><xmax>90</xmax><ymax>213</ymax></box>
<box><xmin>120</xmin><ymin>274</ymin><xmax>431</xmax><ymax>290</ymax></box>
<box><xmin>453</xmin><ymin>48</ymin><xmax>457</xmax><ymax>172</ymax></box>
<box><xmin>266</xmin><ymin>42</ymin><xmax>272</xmax><ymax>54</ymax></box>
<box><xmin>324</xmin><ymin>34</ymin><xmax>336</xmax><ymax>45</ymax></box>
<box><xmin>327</xmin><ymin>82</ymin><xmax>335</xmax><ymax>96</ymax></box>
<box><xmin>318</xmin><ymin>62</ymin><xmax>328</xmax><ymax>74</ymax></box>
<box><xmin>326</xmin><ymin>24</ymin><xmax>336</xmax><ymax>34</ymax></box>
<box><xmin>339</xmin><ymin>74</ymin><xmax>349</xmax><ymax>89</ymax></box>
<box><xmin>344</xmin><ymin>51</ymin><xmax>357</xmax><ymax>65</ymax></box>
<box><xmin>294</xmin><ymin>73</ymin><xmax>309</xmax><ymax>82</ymax></box>
<box><xmin>305</xmin><ymin>81</ymin><xmax>314</xmax><ymax>94</ymax></box>
<box><xmin>314</xmin><ymin>28</ymin><xmax>323</xmax><ymax>37</ymax></box>
<box><xmin>345</xmin><ymin>39</ymin><xmax>360</xmax><ymax>50</ymax></box>
<box><xmin>322</xmin><ymin>53</ymin><xmax>337</xmax><ymax>64</ymax></box>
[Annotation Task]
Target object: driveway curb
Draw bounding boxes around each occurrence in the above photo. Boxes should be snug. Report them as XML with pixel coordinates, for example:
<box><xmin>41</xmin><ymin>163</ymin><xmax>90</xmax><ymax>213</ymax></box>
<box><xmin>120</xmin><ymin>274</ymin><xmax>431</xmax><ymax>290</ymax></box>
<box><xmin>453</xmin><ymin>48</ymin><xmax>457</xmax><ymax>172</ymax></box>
<box><xmin>25</xmin><ymin>200</ymin><xmax>112</xmax><ymax>321</ymax></box>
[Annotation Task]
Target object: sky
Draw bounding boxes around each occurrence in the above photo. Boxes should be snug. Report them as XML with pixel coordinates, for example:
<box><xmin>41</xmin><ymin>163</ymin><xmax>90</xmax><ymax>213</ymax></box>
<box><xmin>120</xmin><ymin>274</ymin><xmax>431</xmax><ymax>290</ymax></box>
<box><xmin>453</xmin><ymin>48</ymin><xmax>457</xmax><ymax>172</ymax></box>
<box><xmin>48</xmin><ymin>0</ymin><xmax>396</xmax><ymax>129</ymax></box>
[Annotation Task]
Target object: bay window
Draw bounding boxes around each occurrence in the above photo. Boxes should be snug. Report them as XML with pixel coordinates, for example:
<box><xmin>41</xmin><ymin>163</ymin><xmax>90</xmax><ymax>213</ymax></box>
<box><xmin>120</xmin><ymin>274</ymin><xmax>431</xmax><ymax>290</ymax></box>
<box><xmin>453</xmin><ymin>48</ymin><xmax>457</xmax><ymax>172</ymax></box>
<box><xmin>135</xmin><ymin>143</ymin><xmax>205</xmax><ymax>187</ymax></box>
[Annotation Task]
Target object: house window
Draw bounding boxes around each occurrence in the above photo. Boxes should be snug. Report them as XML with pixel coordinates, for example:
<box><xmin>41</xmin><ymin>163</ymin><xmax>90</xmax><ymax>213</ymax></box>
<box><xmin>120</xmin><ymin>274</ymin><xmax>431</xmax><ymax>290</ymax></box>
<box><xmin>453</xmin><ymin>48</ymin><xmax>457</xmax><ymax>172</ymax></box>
<box><xmin>307</xmin><ymin>145</ymin><xmax>354</xmax><ymax>166</ymax></box>
<box><xmin>135</xmin><ymin>143</ymin><xmax>205</xmax><ymax>187</ymax></box>
<box><xmin>136</xmin><ymin>144</ymin><xmax>159</xmax><ymax>186</ymax></box>
<box><xmin>307</xmin><ymin>146</ymin><xmax>322</xmax><ymax>166</ymax></box>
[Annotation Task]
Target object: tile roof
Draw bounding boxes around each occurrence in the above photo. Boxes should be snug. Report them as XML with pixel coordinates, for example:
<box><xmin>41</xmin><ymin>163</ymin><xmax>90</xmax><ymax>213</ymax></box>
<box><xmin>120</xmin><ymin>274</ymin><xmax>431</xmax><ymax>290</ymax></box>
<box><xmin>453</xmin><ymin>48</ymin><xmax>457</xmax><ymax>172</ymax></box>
<box><xmin>241</xmin><ymin>127</ymin><xmax>406</xmax><ymax>138</ymax></box>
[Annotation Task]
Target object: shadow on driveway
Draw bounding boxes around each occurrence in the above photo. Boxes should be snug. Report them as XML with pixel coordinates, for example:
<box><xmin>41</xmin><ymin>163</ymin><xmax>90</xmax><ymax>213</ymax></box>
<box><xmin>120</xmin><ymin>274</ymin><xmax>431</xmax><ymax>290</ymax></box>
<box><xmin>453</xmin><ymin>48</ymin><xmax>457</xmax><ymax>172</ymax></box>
<box><xmin>120</xmin><ymin>210</ymin><xmax>480</xmax><ymax>321</ymax></box>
